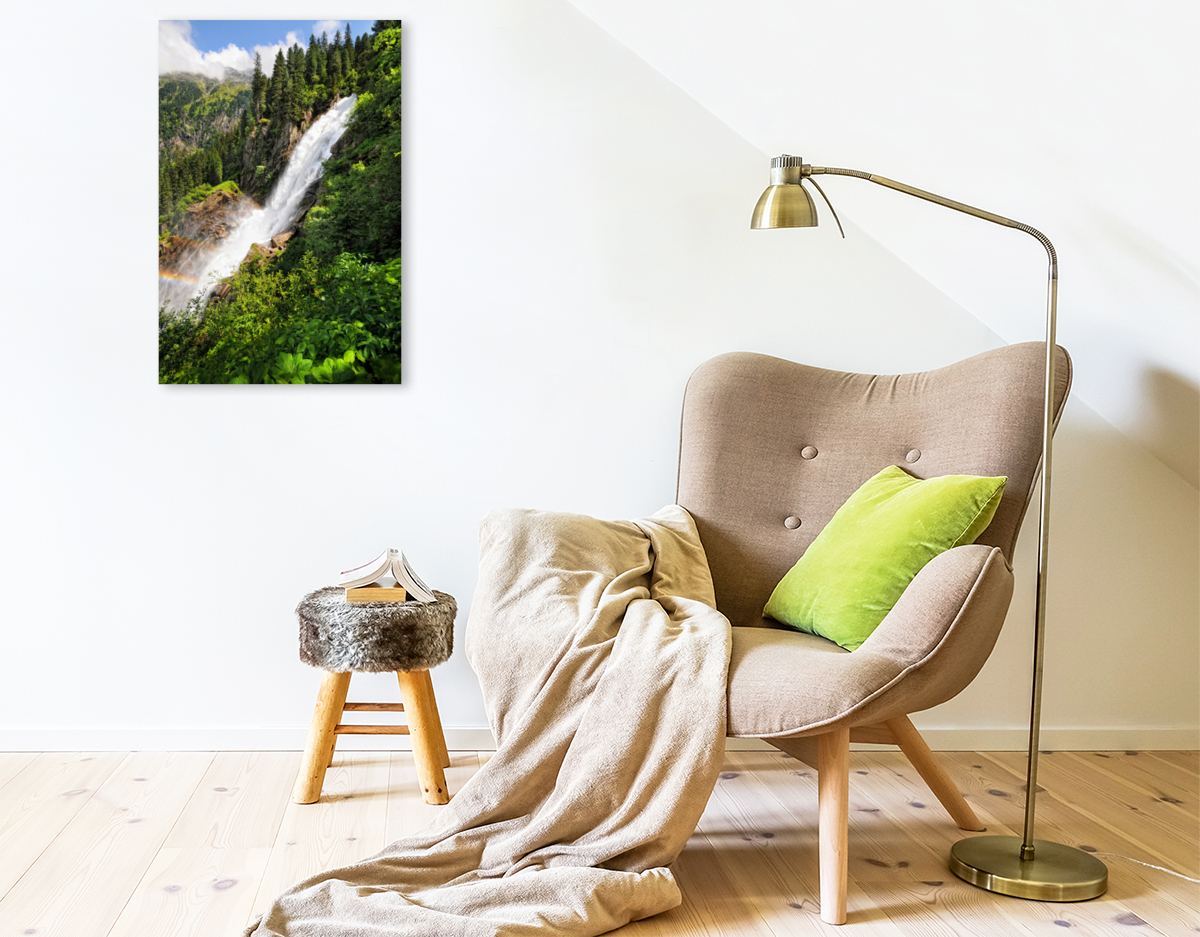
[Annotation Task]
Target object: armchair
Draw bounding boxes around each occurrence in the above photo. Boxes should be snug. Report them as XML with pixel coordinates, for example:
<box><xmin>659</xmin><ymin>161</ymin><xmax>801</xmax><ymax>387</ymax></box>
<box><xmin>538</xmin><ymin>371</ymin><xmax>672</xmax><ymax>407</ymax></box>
<box><xmin>678</xmin><ymin>341</ymin><xmax>1071</xmax><ymax>923</ymax></box>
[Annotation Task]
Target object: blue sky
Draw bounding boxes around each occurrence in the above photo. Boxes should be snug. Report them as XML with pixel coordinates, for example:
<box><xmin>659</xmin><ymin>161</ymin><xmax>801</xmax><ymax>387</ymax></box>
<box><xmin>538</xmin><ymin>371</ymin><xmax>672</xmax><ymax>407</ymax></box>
<box><xmin>159</xmin><ymin>20</ymin><xmax>386</xmax><ymax>78</ymax></box>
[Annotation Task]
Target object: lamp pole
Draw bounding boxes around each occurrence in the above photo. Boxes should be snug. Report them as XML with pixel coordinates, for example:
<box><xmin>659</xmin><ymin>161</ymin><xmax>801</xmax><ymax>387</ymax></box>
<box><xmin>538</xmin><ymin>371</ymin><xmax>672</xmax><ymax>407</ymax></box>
<box><xmin>752</xmin><ymin>155</ymin><xmax>1106</xmax><ymax>901</ymax></box>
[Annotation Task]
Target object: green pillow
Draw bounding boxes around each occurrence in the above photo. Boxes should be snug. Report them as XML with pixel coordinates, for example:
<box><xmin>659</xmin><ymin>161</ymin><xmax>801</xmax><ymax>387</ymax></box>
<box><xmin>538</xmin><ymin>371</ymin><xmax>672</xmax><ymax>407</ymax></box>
<box><xmin>763</xmin><ymin>465</ymin><xmax>1006</xmax><ymax>651</ymax></box>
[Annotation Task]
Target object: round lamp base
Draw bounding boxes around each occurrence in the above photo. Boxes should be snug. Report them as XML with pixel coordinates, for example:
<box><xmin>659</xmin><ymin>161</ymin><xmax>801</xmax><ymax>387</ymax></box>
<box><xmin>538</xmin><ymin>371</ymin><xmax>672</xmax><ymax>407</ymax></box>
<box><xmin>949</xmin><ymin>836</ymin><xmax>1107</xmax><ymax>902</ymax></box>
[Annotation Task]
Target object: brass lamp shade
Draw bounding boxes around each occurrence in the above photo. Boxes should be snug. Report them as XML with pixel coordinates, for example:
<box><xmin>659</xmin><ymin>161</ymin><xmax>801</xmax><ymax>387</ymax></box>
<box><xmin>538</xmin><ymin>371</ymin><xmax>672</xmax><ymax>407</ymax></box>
<box><xmin>751</xmin><ymin>181</ymin><xmax>817</xmax><ymax>229</ymax></box>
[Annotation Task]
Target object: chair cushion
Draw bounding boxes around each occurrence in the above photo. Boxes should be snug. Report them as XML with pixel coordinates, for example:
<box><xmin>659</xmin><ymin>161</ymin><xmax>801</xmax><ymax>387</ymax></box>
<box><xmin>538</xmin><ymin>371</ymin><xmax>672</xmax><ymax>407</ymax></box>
<box><xmin>727</xmin><ymin>626</ymin><xmax>896</xmax><ymax>736</ymax></box>
<box><xmin>727</xmin><ymin>544</ymin><xmax>1015</xmax><ymax>737</ymax></box>
<box><xmin>762</xmin><ymin>466</ymin><xmax>1006</xmax><ymax>650</ymax></box>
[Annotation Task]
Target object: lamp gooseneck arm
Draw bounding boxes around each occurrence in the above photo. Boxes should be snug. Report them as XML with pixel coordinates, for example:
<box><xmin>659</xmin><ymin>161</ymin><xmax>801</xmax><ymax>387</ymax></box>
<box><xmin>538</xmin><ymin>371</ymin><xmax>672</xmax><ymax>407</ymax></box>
<box><xmin>812</xmin><ymin>164</ymin><xmax>1059</xmax><ymax>860</ymax></box>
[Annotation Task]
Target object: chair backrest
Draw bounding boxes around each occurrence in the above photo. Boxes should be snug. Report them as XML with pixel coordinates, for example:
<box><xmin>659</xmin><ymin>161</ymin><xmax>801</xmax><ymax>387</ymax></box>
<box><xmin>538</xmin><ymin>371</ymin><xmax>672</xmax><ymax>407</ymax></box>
<box><xmin>677</xmin><ymin>342</ymin><xmax>1072</xmax><ymax>628</ymax></box>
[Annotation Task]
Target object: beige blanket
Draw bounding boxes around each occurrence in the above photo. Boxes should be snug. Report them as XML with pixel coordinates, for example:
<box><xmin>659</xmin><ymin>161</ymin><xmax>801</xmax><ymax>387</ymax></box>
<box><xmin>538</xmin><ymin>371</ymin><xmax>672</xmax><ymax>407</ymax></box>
<box><xmin>245</xmin><ymin>505</ymin><xmax>731</xmax><ymax>936</ymax></box>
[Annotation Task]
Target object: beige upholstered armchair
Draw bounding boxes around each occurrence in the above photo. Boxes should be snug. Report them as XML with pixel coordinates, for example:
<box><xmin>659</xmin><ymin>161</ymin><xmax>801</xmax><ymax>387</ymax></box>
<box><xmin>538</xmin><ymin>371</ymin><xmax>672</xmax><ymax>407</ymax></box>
<box><xmin>678</xmin><ymin>342</ymin><xmax>1071</xmax><ymax>924</ymax></box>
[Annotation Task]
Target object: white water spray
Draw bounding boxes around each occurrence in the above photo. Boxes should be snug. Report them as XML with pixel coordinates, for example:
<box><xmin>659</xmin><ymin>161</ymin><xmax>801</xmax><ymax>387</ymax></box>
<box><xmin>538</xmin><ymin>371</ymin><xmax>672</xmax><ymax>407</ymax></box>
<box><xmin>160</xmin><ymin>94</ymin><xmax>357</xmax><ymax>312</ymax></box>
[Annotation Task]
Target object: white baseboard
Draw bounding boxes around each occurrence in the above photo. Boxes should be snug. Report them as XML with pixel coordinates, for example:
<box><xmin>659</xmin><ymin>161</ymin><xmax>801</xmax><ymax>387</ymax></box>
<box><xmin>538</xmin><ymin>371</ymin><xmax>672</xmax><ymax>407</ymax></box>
<box><xmin>1</xmin><ymin>725</ymin><xmax>1196</xmax><ymax>752</ymax></box>
<box><xmin>734</xmin><ymin>726</ymin><xmax>1200</xmax><ymax>752</ymax></box>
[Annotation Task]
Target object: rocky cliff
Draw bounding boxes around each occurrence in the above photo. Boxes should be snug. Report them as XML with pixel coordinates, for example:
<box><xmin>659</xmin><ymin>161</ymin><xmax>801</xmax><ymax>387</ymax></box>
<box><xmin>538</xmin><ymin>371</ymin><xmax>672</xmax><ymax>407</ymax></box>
<box><xmin>238</xmin><ymin>98</ymin><xmax>342</xmax><ymax>202</ymax></box>
<box><xmin>158</xmin><ymin>187</ymin><xmax>260</xmax><ymax>279</ymax></box>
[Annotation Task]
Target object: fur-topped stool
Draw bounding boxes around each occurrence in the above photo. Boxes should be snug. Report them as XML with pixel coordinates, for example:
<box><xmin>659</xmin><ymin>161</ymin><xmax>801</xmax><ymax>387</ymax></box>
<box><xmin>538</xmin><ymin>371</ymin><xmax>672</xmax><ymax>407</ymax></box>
<box><xmin>292</xmin><ymin>587</ymin><xmax>457</xmax><ymax>806</ymax></box>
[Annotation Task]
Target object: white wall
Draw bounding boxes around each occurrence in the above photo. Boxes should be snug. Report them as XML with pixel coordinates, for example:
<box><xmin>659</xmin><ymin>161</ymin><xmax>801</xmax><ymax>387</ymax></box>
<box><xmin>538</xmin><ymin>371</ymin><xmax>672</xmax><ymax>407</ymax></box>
<box><xmin>0</xmin><ymin>0</ymin><xmax>1195</xmax><ymax>752</ymax></box>
<box><xmin>568</xmin><ymin>0</ymin><xmax>1200</xmax><ymax>490</ymax></box>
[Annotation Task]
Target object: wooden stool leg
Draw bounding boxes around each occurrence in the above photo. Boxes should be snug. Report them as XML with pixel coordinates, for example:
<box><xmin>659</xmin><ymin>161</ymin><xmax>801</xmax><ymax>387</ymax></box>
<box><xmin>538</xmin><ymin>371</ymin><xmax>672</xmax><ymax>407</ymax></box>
<box><xmin>396</xmin><ymin>669</ymin><xmax>450</xmax><ymax>805</ymax></box>
<box><xmin>420</xmin><ymin>669</ymin><xmax>452</xmax><ymax>768</ymax></box>
<box><xmin>293</xmin><ymin>670</ymin><xmax>351</xmax><ymax>804</ymax></box>
<box><xmin>326</xmin><ymin>733</ymin><xmax>338</xmax><ymax>769</ymax></box>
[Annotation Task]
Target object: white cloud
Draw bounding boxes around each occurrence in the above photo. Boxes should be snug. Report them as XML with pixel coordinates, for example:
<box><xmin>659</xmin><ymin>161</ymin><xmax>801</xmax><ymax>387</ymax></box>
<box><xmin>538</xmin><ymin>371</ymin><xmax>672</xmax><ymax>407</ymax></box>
<box><xmin>159</xmin><ymin>22</ymin><xmax>309</xmax><ymax>80</ymax></box>
<box><xmin>250</xmin><ymin>31</ymin><xmax>306</xmax><ymax>74</ymax></box>
<box><xmin>312</xmin><ymin>20</ymin><xmax>343</xmax><ymax>40</ymax></box>
<box><xmin>159</xmin><ymin>21</ymin><xmax>252</xmax><ymax>79</ymax></box>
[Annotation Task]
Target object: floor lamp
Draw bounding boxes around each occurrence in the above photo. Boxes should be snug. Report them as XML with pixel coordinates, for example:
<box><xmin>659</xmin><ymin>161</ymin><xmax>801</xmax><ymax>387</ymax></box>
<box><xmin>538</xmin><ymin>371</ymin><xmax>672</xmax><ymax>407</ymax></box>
<box><xmin>750</xmin><ymin>154</ymin><xmax>1107</xmax><ymax>901</ymax></box>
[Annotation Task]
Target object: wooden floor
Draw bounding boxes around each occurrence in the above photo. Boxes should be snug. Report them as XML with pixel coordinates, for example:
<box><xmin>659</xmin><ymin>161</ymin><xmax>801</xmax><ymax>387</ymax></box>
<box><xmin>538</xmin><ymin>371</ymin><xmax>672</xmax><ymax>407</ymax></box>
<box><xmin>0</xmin><ymin>748</ymin><xmax>1195</xmax><ymax>935</ymax></box>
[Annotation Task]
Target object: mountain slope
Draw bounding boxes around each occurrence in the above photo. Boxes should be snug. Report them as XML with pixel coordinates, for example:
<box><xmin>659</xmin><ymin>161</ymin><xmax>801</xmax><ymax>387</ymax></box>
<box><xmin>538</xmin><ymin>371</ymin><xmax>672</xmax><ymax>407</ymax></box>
<box><xmin>159</xmin><ymin>70</ymin><xmax>251</xmax><ymax>160</ymax></box>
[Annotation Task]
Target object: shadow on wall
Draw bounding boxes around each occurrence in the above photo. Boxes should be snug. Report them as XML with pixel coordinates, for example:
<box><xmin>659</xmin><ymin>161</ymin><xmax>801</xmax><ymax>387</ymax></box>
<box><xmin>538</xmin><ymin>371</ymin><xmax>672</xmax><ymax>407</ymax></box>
<box><xmin>1034</xmin><ymin>395</ymin><xmax>1200</xmax><ymax>735</ymax></box>
<box><xmin>1141</xmin><ymin>368</ymin><xmax>1199</xmax><ymax>489</ymax></box>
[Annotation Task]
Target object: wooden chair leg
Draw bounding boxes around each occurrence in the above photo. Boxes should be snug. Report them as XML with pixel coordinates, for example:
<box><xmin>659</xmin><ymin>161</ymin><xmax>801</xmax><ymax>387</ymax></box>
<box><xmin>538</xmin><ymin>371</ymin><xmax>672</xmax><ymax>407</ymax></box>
<box><xmin>293</xmin><ymin>670</ymin><xmax>351</xmax><ymax>804</ymax></box>
<box><xmin>420</xmin><ymin>668</ymin><xmax>452</xmax><ymax>768</ymax></box>
<box><xmin>817</xmin><ymin>728</ymin><xmax>850</xmax><ymax>925</ymax></box>
<box><xmin>886</xmin><ymin>715</ymin><xmax>985</xmax><ymax>831</ymax></box>
<box><xmin>396</xmin><ymin>669</ymin><xmax>450</xmax><ymax>805</ymax></box>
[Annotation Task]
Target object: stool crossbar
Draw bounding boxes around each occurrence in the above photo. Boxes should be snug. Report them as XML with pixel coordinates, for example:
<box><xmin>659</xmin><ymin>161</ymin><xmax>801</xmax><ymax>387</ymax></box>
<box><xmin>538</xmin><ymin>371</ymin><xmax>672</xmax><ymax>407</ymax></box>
<box><xmin>293</xmin><ymin>668</ymin><xmax>451</xmax><ymax>805</ymax></box>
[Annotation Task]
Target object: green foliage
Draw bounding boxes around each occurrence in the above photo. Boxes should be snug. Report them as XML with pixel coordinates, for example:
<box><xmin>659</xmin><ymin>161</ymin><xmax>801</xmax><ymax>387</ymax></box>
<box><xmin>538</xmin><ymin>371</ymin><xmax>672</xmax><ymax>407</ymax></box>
<box><xmin>160</xmin><ymin>252</ymin><xmax>401</xmax><ymax>384</ymax></box>
<box><xmin>159</xmin><ymin>119</ymin><xmax>245</xmax><ymax>228</ymax></box>
<box><xmin>291</xmin><ymin>26</ymin><xmax>401</xmax><ymax>263</ymax></box>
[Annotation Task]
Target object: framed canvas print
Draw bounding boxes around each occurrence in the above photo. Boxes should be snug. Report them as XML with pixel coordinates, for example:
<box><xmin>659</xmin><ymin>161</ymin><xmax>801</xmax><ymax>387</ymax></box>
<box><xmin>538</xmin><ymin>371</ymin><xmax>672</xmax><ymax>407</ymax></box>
<box><xmin>158</xmin><ymin>20</ymin><xmax>401</xmax><ymax>384</ymax></box>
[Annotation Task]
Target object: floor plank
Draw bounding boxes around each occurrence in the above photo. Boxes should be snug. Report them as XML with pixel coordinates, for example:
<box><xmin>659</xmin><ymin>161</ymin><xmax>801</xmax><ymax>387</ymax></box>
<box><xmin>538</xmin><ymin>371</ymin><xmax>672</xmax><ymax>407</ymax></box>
<box><xmin>107</xmin><ymin>752</ymin><xmax>300</xmax><ymax>937</ymax></box>
<box><xmin>0</xmin><ymin>751</ymin><xmax>213</xmax><ymax>936</ymax></box>
<box><xmin>246</xmin><ymin>750</ymin><xmax>391</xmax><ymax>928</ymax></box>
<box><xmin>0</xmin><ymin>752</ymin><xmax>126</xmax><ymax>900</ymax></box>
<box><xmin>1145</xmin><ymin>751</ymin><xmax>1200</xmax><ymax>777</ymax></box>
<box><xmin>1062</xmin><ymin>751</ymin><xmax>1199</xmax><ymax>822</ymax></box>
<box><xmin>164</xmin><ymin>751</ymin><xmax>301</xmax><ymax>849</ymax></box>
<box><xmin>0</xmin><ymin>753</ymin><xmax>38</xmax><ymax>793</ymax></box>
<box><xmin>1049</xmin><ymin>752</ymin><xmax>1200</xmax><ymax>848</ymax></box>
<box><xmin>107</xmin><ymin>846</ymin><xmax>272</xmax><ymax>937</ymax></box>
<box><xmin>383</xmin><ymin>750</ymin><xmax>480</xmax><ymax>843</ymax></box>
<box><xmin>1135</xmin><ymin>751</ymin><xmax>1200</xmax><ymax>794</ymax></box>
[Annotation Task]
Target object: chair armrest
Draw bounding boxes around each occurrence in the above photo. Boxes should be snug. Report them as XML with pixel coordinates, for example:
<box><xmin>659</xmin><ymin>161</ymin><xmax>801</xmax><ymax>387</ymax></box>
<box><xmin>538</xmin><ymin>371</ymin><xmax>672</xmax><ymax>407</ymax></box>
<box><xmin>846</xmin><ymin>543</ymin><xmax>1015</xmax><ymax>723</ymax></box>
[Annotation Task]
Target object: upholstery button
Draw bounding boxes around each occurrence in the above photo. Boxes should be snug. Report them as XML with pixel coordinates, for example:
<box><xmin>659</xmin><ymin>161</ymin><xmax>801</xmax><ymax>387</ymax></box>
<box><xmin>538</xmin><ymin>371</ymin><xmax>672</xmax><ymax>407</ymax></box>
<box><xmin>906</xmin><ymin>449</ymin><xmax>921</xmax><ymax>463</ymax></box>
<box><xmin>801</xmin><ymin>446</ymin><xmax>818</xmax><ymax>460</ymax></box>
<box><xmin>784</xmin><ymin>515</ymin><xmax>802</xmax><ymax>529</ymax></box>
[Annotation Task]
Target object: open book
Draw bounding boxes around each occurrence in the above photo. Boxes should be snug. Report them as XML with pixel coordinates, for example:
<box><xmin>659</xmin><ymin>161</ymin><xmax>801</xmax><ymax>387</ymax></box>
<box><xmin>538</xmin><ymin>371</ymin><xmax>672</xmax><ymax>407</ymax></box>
<box><xmin>338</xmin><ymin>549</ymin><xmax>436</xmax><ymax>603</ymax></box>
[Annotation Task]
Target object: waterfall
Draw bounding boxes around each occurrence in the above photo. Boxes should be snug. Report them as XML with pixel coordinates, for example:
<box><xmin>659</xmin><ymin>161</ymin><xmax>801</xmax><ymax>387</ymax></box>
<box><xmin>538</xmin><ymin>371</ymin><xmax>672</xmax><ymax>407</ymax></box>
<box><xmin>160</xmin><ymin>94</ymin><xmax>357</xmax><ymax>313</ymax></box>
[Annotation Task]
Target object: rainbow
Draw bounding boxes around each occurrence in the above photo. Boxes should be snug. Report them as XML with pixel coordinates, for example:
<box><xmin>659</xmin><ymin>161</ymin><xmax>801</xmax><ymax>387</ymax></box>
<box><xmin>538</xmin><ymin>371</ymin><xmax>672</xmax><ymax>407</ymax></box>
<box><xmin>159</xmin><ymin>270</ymin><xmax>200</xmax><ymax>285</ymax></box>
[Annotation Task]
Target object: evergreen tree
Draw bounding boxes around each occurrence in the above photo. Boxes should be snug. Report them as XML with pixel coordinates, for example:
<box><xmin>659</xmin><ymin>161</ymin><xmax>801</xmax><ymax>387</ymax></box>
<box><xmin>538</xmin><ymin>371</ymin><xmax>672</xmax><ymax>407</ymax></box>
<box><xmin>321</xmin><ymin>30</ymin><xmax>329</xmax><ymax>50</ymax></box>
<box><xmin>268</xmin><ymin>50</ymin><xmax>288</xmax><ymax>122</ymax></box>
<box><xmin>344</xmin><ymin>24</ymin><xmax>354</xmax><ymax>62</ymax></box>
<box><xmin>251</xmin><ymin>51</ymin><xmax>266</xmax><ymax>121</ymax></box>
<box><xmin>305</xmin><ymin>35</ymin><xmax>319</xmax><ymax>83</ymax></box>
<box><xmin>207</xmin><ymin>151</ymin><xmax>222</xmax><ymax>186</ymax></box>
<box><xmin>329</xmin><ymin>50</ymin><xmax>343</xmax><ymax>89</ymax></box>
<box><xmin>159</xmin><ymin>169</ymin><xmax>173</xmax><ymax>216</ymax></box>
<box><xmin>282</xmin><ymin>71</ymin><xmax>296</xmax><ymax>125</ymax></box>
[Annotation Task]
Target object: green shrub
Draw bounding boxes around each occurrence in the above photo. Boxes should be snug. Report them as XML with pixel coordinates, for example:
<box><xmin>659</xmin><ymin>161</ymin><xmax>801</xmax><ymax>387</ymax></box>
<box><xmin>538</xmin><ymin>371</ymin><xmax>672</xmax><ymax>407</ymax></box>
<box><xmin>159</xmin><ymin>251</ymin><xmax>400</xmax><ymax>384</ymax></box>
